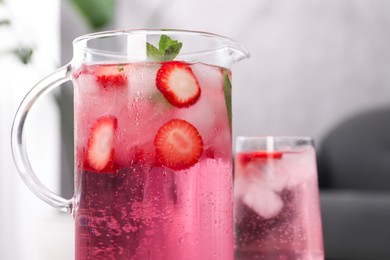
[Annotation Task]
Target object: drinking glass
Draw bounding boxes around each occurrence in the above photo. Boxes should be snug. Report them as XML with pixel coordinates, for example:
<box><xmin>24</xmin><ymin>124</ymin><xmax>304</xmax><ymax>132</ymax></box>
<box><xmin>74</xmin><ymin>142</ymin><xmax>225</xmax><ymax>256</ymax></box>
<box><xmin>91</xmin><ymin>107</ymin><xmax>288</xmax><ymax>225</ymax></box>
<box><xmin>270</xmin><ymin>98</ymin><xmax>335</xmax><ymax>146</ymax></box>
<box><xmin>11</xmin><ymin>29</ymin><xmax>249</xmax><ymax>260</ymax></box>
<box><xmin>234</xmin><ymin>136</ymin><xmax>324</xmax><ymax>259</ymax></box>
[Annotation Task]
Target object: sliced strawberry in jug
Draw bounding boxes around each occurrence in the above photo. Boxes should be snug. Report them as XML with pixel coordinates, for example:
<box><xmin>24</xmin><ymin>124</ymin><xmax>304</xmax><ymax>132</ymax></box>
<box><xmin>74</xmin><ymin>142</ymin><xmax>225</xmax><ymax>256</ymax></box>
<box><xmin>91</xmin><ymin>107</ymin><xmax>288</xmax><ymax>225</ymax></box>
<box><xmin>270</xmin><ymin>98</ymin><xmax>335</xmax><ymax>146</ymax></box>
<box><xmin>154</xmin><ymin>119</ymin><xmax>203</xmax><ymax>170</ymax></box>
<box><xmin>94</xmin><ymin>64</ymin><xmax>128</xmax><ymax>88</ymax></box>
<box><xmin>156</xmin><ymin>61</ymin><xmax>201</xmax><ymax>107</ymax></box>
<box><xmin>86</xmin><ymin>116</ymin><xmax>118</xmax><ymax>172</ymax></box>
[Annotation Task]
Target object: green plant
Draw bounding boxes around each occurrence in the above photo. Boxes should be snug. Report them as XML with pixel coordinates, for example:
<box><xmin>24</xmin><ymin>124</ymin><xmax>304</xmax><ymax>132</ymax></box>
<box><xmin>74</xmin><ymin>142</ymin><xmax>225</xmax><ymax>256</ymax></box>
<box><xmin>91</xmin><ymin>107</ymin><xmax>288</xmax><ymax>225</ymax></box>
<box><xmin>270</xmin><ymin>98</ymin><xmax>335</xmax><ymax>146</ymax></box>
<box><xmin>70</xmin><ymin>0</ymin><xmax>115</xmax><ymax>30</ymax></box>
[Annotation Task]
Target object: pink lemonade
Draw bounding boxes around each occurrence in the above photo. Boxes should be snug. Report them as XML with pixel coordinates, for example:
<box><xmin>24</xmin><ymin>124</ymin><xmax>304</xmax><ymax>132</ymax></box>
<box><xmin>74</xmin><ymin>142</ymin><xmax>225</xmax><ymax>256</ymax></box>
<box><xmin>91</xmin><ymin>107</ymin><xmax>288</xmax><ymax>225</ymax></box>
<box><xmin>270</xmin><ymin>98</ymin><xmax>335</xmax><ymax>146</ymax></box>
<box><xmin>73</xmin><ymin>62</ymin><xmax>233</xmax><ymax>259</ymax></box>
<box><xmin>234</xmin><ymin>144</ymin><xmax>324</xmax><ymax>260</ymax></box>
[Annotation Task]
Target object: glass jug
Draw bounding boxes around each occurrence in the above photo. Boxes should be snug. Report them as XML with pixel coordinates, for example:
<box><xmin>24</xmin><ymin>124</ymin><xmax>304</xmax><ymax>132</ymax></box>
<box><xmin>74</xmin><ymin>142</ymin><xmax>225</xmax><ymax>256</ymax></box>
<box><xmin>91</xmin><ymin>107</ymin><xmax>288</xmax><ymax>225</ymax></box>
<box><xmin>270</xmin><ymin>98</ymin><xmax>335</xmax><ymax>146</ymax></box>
<box><xmin>11</xmin><ymin>29</ymin><xmax>249</xmax><ymax>260</ymax></box>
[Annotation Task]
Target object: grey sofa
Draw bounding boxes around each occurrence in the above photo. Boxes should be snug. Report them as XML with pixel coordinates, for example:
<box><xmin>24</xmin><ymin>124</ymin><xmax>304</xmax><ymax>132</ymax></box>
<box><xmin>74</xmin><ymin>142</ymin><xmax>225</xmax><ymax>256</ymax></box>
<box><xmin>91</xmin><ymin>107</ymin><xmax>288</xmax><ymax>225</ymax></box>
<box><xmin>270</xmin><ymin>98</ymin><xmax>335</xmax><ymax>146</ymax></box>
<box><xmin>317</xmin><ymin>106</ymin><xmax>390</xmax><ymax>260</ymax></box>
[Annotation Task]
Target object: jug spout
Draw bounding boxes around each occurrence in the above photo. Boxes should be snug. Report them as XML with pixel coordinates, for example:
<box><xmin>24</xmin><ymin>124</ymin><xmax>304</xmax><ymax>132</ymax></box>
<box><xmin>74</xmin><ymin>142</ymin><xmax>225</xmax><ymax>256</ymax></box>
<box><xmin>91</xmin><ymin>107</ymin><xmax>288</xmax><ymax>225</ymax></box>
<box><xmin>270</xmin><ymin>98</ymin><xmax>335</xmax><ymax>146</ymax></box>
<box><xmin>216</xmin><ymin>38</ymin><xmax>251</xmax><ymax>68</ymax></box>
<box><xmin>229</xmin><ymin>43</ymin><xmax>251</xmax><ymax>64</ymax></box>
<box><xmin>173</xmin><ymin>31</ymin><xmax>251</xmax><ymax>68</ymax></box>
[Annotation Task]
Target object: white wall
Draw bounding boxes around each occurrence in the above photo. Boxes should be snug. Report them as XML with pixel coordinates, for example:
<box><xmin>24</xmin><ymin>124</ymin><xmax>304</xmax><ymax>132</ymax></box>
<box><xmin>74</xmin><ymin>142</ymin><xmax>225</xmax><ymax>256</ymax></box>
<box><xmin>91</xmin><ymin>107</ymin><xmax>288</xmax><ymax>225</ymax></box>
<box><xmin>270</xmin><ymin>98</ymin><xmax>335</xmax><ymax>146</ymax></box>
<box><xmin>0</xmin><ymin>1</ymin><xmax>73</xmax><ymax>259</ymax></box>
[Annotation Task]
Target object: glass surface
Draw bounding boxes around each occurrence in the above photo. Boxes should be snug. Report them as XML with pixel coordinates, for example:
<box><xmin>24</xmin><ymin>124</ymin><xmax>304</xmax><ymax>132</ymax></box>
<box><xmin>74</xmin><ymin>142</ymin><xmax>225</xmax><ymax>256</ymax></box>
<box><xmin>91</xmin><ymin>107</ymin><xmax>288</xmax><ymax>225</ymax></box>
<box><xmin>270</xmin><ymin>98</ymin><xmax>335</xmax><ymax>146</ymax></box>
<box><xmin>11</xmin><ymin>29</ymin><xmax>249</xmax><ymax>260</ymax></box>
<box><xmin>234</xmin><ymin>136</ymin><xmax>324</xmax><ymax>260</ymax></box>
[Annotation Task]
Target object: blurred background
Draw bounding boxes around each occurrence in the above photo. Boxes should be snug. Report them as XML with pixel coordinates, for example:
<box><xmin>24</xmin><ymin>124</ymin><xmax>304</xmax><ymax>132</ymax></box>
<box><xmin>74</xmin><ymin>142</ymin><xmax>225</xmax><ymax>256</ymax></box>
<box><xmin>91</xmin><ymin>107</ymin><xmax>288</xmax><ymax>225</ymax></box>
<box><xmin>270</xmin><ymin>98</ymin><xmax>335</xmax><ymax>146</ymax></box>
<box><xmin>1</xmin><ymin>0</ymin><xmax>390</xmax><ymax>259</ymax></box>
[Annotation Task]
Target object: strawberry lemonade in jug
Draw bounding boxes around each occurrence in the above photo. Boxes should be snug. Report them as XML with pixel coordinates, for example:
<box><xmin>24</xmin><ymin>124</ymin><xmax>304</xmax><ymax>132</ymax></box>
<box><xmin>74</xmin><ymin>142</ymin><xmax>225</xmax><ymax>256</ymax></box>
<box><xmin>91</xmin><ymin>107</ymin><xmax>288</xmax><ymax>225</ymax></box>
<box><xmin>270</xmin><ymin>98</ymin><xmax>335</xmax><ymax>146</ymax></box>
<box><xmin>73</xmin><ymin>36</ymin><xmax>234</xmax><ymax>259</ymax></box>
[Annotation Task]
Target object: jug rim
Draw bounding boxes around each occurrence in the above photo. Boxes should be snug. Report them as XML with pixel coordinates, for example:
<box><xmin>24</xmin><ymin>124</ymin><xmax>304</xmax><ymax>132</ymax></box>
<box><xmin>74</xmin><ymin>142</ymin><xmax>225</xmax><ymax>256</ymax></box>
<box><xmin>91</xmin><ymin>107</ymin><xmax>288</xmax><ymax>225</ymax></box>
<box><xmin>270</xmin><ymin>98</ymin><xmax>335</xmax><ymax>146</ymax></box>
<box><xmin>72</xmin><ymin>28</ymin><xmax>250</xmax><ymax>66</ymax></box>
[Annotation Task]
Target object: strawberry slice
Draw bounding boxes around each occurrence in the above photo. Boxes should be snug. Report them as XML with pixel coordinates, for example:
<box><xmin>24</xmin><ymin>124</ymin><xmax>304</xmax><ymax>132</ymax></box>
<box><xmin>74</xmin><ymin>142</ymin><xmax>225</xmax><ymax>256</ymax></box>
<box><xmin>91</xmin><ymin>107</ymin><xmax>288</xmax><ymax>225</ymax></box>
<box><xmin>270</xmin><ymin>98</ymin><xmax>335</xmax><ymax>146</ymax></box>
<box><xmin>237</xmin><ymin>151</ymin><xmax>283</xmax><ymax>166</ymax></box>
<box><xmin>156</xmin><ymin>61</ymin><xmax>201</xmax><ymax>107</ymax></box>
<box><xmin>252</xmin><ymin>151</ymin><xmax>283</xmax><ymax>159</ymax></box>
<box><xmin>86</xmin><ymin>116</ymin><xmax>117</xmax><ymax>172</ymax></box>
<box><xmin>154</xmin><ymin>119</ymin><xmax>203</xmax><ymax>170</ymax></box>
<box><xmin>94</xmin><ymin>64</ymin><xmax>128</xmax><ymax>88</ymax></box>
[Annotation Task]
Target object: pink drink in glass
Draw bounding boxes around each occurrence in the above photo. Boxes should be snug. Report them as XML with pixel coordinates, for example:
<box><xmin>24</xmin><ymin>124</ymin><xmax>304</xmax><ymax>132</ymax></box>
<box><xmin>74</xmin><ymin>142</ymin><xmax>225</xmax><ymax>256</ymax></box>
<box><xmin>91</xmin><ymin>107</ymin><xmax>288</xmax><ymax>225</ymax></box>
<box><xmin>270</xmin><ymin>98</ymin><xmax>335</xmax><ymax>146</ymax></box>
<box><xmin>73</xmin><ymin>62</ymin><xmax>233</xmax><ymax>259</ymax></box>
<box><xmin>234</xmin><ymin>137</ymin><xmax>324</xmax><ymax>260</ymax></box>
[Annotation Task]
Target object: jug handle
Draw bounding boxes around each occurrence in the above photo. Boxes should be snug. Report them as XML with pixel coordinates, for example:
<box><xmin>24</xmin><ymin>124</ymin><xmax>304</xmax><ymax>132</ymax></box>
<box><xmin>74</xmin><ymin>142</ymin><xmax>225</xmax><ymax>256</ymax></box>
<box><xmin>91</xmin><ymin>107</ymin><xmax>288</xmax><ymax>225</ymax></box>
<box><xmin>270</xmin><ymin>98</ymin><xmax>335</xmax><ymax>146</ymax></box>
<box><xmin>11</xmin><ymin>63</ymin><xmax>73</xmax><ymax>213</ymax></box>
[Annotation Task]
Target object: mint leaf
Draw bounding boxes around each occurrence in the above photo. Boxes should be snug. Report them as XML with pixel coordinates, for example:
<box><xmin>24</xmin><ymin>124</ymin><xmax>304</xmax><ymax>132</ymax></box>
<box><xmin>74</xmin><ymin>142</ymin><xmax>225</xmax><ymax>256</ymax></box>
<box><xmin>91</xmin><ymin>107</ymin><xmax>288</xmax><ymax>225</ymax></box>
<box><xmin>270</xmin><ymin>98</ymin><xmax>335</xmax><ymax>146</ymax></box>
<box><xmin>147</xmin><ymin>34</ymin><xmax>182</xmax><ymax>62</ymax></box>
<box><xmin>146</xmin><ymin>42</ymin><xmax>162</xmax><ymax>61</ymax></box>
<box><xmin>158</xmin><ymin>35</ymin><xmax>170</xmax><ymax>53</ymax></box>
<box><xmin>223</xmin><ymin>70</ymin><xmax>232</xmax><ymax>130</ymax></box>
<box><xmin>163</xmin><ymin>41</ymin><xmax>182</xmax><ymax>61</ymax></box>
<box><xmin>159</xmin><ymin>35</ymin><xmax>182</xmax><ymax>61</ymax></box>
<box><xmin>150</xmin><ymin>91</ymin><xmax>173</xmax><ymax>109</ymax></box>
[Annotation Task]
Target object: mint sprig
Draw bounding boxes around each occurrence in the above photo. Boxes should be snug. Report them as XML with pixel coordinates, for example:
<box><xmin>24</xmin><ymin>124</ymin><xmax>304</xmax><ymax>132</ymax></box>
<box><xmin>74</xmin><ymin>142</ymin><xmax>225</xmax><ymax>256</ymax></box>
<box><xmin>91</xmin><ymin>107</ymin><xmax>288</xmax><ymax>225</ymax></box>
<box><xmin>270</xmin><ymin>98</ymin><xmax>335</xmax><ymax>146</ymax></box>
<box><xmin>147</xmin><ymin>35</ymin><xmax>182</xmax><ymax>62</ymax></box>
<box><xmin>223</xmin><ymin>70</ymin><xmax>232</xmax><ymax>130</ymax></box>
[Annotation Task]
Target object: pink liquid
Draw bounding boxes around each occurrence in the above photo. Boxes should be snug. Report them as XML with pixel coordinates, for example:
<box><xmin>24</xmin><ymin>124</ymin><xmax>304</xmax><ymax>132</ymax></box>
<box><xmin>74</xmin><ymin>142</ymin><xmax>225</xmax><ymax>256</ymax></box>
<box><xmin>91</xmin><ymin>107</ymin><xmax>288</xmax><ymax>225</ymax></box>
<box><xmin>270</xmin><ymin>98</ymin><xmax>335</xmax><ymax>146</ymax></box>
<box><xmin>73</xmin><ymin>62</ymin><xmax>233</xmax><ymax>259</ymax></box>
<box><xmin>234</xmin><ymin>147</ymin><xmax>324</xmax><ymax>260</ymax></box>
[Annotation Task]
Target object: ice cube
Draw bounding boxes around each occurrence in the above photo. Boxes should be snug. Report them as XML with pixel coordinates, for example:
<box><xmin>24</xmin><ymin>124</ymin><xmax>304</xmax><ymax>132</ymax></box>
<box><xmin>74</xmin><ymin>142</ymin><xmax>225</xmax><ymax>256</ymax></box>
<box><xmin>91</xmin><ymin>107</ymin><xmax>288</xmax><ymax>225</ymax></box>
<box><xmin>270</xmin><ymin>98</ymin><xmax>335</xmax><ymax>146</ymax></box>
<box><xmin>127</xmin><ymin>63</ymin><xmax>160</xmax><ymax>99</ymax></box>
<box><xmin>114</xmin><ymin>99</ymin><xmax>170</xmax><ymax>166</ymax></box>
<box><xmin>284</xmin><ymin>147</ymin><xmax>317</xmax><ymax>188</ymax></box>
<box><xmin>235</xmin><ymin>174</ymin><xmax>284</xmax><ymax>219</ymax></box>
<box><xmin>177</xmin><ymin>87</ymin><xmax>217</xmax><ymax>141</ymax></box>
<box><xmin>263</xmin><ymin>162</ymin><xmax>289</xmax><ymax>192</ymax></box>
<box><xmin>191</xmin><ymin>63</ymin><xmax>224</xmax><ymax>90</ymax></box>
<box><xmin>244</xmin><ymin>182</ymin><xmax>283</xmax><ymax>219</ymax></box>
